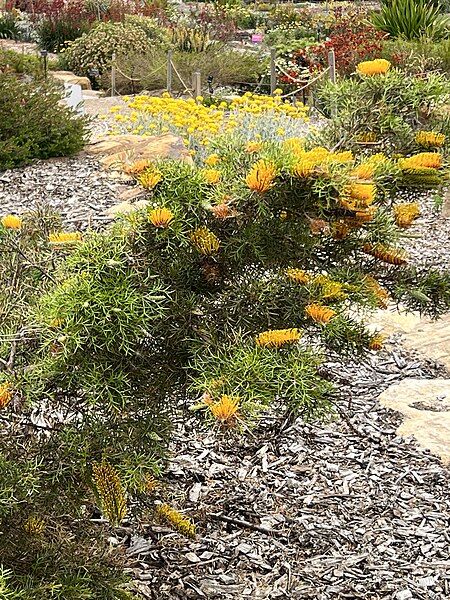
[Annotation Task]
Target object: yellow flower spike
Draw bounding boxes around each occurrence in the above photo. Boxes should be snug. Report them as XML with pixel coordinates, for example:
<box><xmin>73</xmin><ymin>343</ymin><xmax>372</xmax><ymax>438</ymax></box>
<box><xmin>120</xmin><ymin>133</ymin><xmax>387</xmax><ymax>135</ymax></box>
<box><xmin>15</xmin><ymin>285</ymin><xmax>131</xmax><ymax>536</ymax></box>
<box><xmin>92</xmin><ymin>461</ymin><xmax>127</xmax><ymax>527</ymax></box>
<box><xmin>149</xmin><ymin>207</ymin><xmax>174</xmax><ymax>228</ymax></box>
<box><xmin>202</xmin><ymin>169</ymin><xmax>221</xmax><ymax>185</ymax></box>
<box><xmin>138</xmin><ymin>168</ymin><xmax>163</xmax><ymax>190</ymax></box>
<box><xmin>369</xmin><ymin>333</ymin><xmax>385</xmax><ymax>351</ymax></box>
<box><xmin>190</xmin><ymin>227</ymin><xmax>220</xmax><ymax>255</ymax></box>
<box><xmin>204</xmin><ymin>154</ymin><xmax>220</xmax><ymax>166</ymax></box>
<box><xmin>0</xmin><ymin>383</ymin><xmax>12</xmax><ymax>409</ymax></box>
<box><xmin>415</xmin><ymin>130</ymin><xmax>445</xmax><ymax>148</ymax></box>
<box><xmin>399</xmin><ymin>152</ymin><xmax>442</xmax><ymax>170</ymax></box>
<box><xmin>209</xmin><ymin>394</ymin><xmax>240</xmax><ymax>426</ymax></box>
<box><xmin>255</xmin><ymin>328</ymin><xmax>301</xmax><ymax>349</ymax></box>
<box><xmin>156</xmin><ymin>503</ymin><xmax>196</xmax><ymax>539</ymax></box>
<box><xmin>356</xmin><ymin>59</ymin><xmax>391</xmax><ymax>76</ymax></box>
<box><xmin>23</xmin><ymin>516</ymin><xmax>45</xmax><ymax>535</ymax></box>
<box><xmin>351</xmin><ymin>162</ymin><xmax>376</xmax><ymax>181</ymax></box>
<box><xmin>357</xmin><ymin>132</ymin><xmax>378</xmax><ymax>143</ymax></box>
<box><xmin>305</xmin><ymin>303</ymin><xmax>336</xmax><ymax>324</ymax></box>
<box><xmin>48</xmin><ymin>232</ymin><xmax>82</xmax><ymax>244</ymax></box>
<box><xmin>245</xmin><ymin>141</ymin><xmax>263</xmax><ymax>153</ymax></box>
<box><xmin>364</xmin><ymin>275</ymin><xmax>390</xmax><ymax>309</ymax></box>
<box><xmin>348</xmin><ymin>183</ymin><xmax>376</xmax><ymax>205</ymax></box>
<box><xmin>286</xmin><ymin>268</ymin><xmax>310</xmax><ymax>284</ymax></box>
<box><xmin>1</xmin><ymin>215</ymin><xmax>22</xmax><ymax>229</ymax></box>
<box><xmin>362</xmin><ymin>243</ymin><xmax>408</xmax><ymax>265</ymax></box>
<box><xmin>293</xmin><ymin>160</ymin><xmax>316</xmax><ymax>178</ymax></box>
<box><xmin>393</xmin><ymin>202</ymin><xmax>421</xmax><ymax>228</ymax></box>
<box><xmin>246</xmin><ymin>160</ymin><xmax>277</xmax><ymax>194</ymax></box>
<box><xmin>313</xmin><ymin>275</ymin><xmax>347</xmax><ymax>300</ymax></box>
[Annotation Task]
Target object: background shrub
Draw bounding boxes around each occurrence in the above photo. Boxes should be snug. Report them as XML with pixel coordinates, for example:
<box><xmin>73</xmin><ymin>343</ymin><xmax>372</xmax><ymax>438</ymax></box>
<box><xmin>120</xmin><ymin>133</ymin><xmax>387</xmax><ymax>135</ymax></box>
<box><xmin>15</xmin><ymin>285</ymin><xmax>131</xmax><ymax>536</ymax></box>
<box><xmin>60</xmin><ymin>20</ymin><xmax>152</xmax><ymax>75</ymax></box>
<box><xmin>372</xmin><ymin>0</ymin><xmax>450</xmax><ymax>40</ymax></box>
<box><xmin>110</xmin><ymin>45</ymin><xmax>266</xmax><ymax>94</ymax></box>
<box><xmin>0</xmin><ymin>74</ymin><xmax>88</xmax><ymax>170</ymax></box>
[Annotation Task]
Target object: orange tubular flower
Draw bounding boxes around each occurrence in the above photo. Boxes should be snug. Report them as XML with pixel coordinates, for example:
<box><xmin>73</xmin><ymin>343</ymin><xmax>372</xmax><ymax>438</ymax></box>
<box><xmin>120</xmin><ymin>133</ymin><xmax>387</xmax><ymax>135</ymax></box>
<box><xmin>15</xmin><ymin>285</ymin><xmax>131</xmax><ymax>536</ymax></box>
<box><xmin>363</xmin><ymin>243</ymin><xmax>408</xmax><ymax>265</ymax></box>
<box><xmin>49</xmin><ymin>232</ymin><xmax>82</xmax><ymax>244</ymax></box>
<box><xmin>246</xmin><ymin>160</ymin><xmax>277</xmax><ymax>193</ymax></box>
<box><xmin>393</xmin><ymin>203</ymin><xmax>421</xmax><ymax>228</ymax></box>
<box><xmin>149</xmin><ymin>207</ymin><xmax>174</xmax><ymax>228</ymax></box>
<box><xmin>369</xmin><ymin>334</ymin><xmax>384</xmax><ymax>351</ymax></box>
<box><xmin>202</xmin><ymin>169</ymin><xmax>221</xmax><ymax>184</ymax></box>
<box><xmin>0</xmin><ymin>383</ymin><xmax>12</xmax><ymax>409</ymax></box>
<box><xmin>364</xmin><ymin>276</ymin><xmax>390</xmax><ymax>309</ymax></box>
<box><xmin>209</xmin><ymin>395</ymin><xmax>240</xmax><ymax>425</ymax></box>
<box><xmin>415</xmin><ymin>130</ymin><xmax>445</xmax><ymax>148</ymax></box>
<box><xmin>399</xmin><ymin>152</ymin><xmax>442</xmax><ymax>170</ymax></box>
<box><xmin>286</xmin><ymin>268</ymin><xmax>310</xmax><ymax>284</ymax></box>
<box><xmin>255</xmin><ymin>328</ymin><xmax>301</xmax><ymax>348</ymax></box>
<box><xmin>1</xmin><ymin>215</ymin><xmax>22</xmax><ymax>229</ymax></box>
<box><xmin>305</xmin><ymin>303</ymin><xmax>336</xmax><ymax>324</ymax></box>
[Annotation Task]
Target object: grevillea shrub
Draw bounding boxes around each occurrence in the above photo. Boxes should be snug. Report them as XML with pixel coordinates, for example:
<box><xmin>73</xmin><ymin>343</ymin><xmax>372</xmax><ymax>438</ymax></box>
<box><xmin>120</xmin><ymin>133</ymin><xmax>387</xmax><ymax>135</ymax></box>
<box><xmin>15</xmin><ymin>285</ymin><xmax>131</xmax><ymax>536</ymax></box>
<box><xmin>2</xmin><ymin>110</ymin><xmax>450</xmax><ymax>595</ymax></box>
<box><xmin>0</xmin><ymin>74</ymin><xmax>88</xmax><ymax>169</ymax></box>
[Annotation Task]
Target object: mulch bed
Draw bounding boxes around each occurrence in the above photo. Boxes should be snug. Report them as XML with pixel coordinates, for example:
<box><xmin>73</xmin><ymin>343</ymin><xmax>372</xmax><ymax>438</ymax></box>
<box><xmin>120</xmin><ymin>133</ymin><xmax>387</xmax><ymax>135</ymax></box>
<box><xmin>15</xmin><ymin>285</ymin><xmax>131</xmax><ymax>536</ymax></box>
<box><xmin>125</xmin><ymin>346</ymin><xmax>449</xmax><ymax>600</ymax></box>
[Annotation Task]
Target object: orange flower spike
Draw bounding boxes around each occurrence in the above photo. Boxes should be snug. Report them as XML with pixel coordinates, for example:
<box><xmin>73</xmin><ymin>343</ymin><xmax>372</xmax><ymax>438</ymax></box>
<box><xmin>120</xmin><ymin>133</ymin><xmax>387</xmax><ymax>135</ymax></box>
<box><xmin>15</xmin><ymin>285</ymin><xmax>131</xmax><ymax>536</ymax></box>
<box><xmin>363</xmin><ymin>243</ymin><xmax>408</xmax><ymax>265</ymax></box>
<box><xmin>1</xmin><ymin>215</ymin><xmax>22</xmax><ymax>229</ymax></box>
<box><xmin>209</xmin><ymin>395</ymin><xmax>240</xmax><ymax>426</ymax></box>
<box><xmin>369</xmin><ymin>334</ymin><xmax>385</xmax><ymax>351</ymax></box>
<box><xmin>246</xmin><ymin>160</ymin><xmax>277</xmax><ymax>193</ymax></box>
<box><xmin>286</xmin><ymin>268</ymin><xmax>310</xmax><ymax>284</ymax></box>
<box><xmin>255</xmin><ymin>328</ymin><xmax>301</xmax><ymax>348</ymax></box>
<box><xmin>305</xmin><ymin>303</ymin><xmax>336</xmax><ymax>324</ymax></box>
<box><xmin>149</xmin><ymin>207</ymin><xmax>174</xmax><ymax>228</ymax></box>
<box><xmin>0</xmin><ymin>383</ymin><xmax>12</xmax><ymax>409</ymax></box>
<box><xmin>393</xmin><ymin>203</ymin><xmax>421</xmax><ymax>228</ymax></box>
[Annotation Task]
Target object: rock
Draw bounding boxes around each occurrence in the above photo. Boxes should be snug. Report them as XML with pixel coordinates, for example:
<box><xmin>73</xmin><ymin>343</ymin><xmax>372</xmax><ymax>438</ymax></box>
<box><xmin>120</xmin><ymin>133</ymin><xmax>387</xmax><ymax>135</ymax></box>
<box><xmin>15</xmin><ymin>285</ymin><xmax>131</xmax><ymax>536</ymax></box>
<box><xmin>85</xmin><ymin>133</ymin><xmax>193</xmax><ymax>169</ymax></box>
<box><xmin>442</xmin><ymin>187</ymin><xmax>450</xmax><ymax>218</ymax></box>
<box><xmin>378</xmin><ymin>379</ymin><xmax>450</xmax><ymax>464</ymax></box>
<box><xmin>117</xmin><ymin>186</ymin><xmax>145</xmax><ymax>202</ymax></box>
<box><xmin>402</xmin><ymin>313</ymin><xmax>450</xmax><ymax>371</ymax></box>
<box><xmin>50</xmin><ymin>70</ymin><xmax>92</xmax><ymax>90</ymax></box>
<box><xmin>367</xmin><ymin>305</ymin><xmax>423</xmax><ymax>335</ymax></box>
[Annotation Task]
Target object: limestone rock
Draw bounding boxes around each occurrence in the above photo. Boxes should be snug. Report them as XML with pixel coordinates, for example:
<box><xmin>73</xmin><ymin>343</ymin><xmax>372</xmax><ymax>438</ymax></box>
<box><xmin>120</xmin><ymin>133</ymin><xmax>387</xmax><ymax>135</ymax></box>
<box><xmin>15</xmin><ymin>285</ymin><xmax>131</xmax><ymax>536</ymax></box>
<box><xmin>86</xmin><ymin>133</ymin><xmax>193</xmax><ymax>169</ymax></box>
<box><xmin>402</xmin><ymin>313</ymin><xmax>450</xmax><ymax>372</ymax></box>
<box><xmin>378</xmin><ymin>379</ymin><xmax>450</xmax><ymax>464</ymax></box>
<box><xmin>51</xmin><ymin>70</ymin><xmax>92</xmax><ymax>90</ymax></box>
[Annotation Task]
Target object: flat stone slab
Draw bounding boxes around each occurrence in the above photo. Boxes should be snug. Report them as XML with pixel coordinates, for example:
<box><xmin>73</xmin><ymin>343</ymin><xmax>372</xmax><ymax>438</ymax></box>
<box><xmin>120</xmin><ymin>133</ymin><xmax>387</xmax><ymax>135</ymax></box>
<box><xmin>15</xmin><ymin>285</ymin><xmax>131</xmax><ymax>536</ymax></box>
<box><xmin>86</xmin><ymin>133</ymin><xmax>193</xmax><ymax>169</ymax></box>
<box><xmin>369</xmin><ymin>308</ymin><xmax>450</xmax><ymax>372</ymax></box>
<box><xmin>379</xmin><ymin>379</ymin><xmax>450</xmax><ymax>464</ymax></box>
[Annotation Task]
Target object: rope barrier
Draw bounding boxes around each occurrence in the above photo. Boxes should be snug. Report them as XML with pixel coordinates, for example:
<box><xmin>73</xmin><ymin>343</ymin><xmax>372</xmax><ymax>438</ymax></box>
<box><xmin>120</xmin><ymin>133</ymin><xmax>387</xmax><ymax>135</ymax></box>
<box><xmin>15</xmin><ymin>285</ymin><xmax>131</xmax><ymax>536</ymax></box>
<box><xmin>170</xmin><ymin>59</ymin><xmax>194</xmax><ymax>97</ymax></box>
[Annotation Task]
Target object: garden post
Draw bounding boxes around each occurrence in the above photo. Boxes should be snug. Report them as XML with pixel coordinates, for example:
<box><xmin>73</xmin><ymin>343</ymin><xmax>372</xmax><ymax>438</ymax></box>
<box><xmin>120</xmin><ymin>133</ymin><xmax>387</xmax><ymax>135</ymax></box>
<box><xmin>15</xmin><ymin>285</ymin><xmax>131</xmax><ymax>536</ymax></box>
<box><xmin>270</xmin><ymin>48</ymin><xmax>277</xmax><ymax>95</ymax></box>
<box><xmin>193</xmin><ymin>72</ymin><xmax>202</xmax><ymax>99</ymax></box>
<box><xmin>167</xmin><ymin>50</ymin><xmax>173</xmax><ymax>94</ymax></box>
<box><xmin>328</xmin><ymin>49</ymin><xmax>336</xmax><ymax>84</ymax></box>
<box><xmin>111</xmin><ymin>52</ymin><xmax>116</xmax><ymax>97</ymax></box>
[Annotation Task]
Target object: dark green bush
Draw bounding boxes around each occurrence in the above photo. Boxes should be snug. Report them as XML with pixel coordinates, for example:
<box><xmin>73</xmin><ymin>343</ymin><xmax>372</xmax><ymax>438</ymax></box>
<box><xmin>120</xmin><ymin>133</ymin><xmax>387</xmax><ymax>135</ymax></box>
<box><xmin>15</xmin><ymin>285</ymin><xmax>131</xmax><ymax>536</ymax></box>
<box><xmin>0</xmin><ymin>12</ymin><xmax>19</xmax><ymax>40</ymax></box>
<box><xmin>0</xmin><ymin>74</ymin><xmax>88</xmax><ymax>170</ymax></box>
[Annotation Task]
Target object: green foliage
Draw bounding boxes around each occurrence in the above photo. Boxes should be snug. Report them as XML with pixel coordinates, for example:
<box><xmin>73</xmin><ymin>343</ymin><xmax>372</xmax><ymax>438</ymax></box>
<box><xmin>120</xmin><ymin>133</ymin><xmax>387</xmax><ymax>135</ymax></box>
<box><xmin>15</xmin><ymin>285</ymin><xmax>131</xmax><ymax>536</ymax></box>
<box><xmin>0</xmin><ymin>12</ymin><xmax>19</xmax><ymax>40</ymax></box>
<box><xmin>0</xmin><ymin>74</ymin><xmax>88</xmax><ymax>170</ymax></box>
<box><xmin>314</xmin><ymin>68</ymin><xmax>450</xmax><ymax>153</ymax></box>
<box><xmin>190</xmin><ymin>340</ymin><xmax>334</xmax><ymax>418</ymax></box>
<box><xmin>0</xmin><ymin>49</ymin><xmax>57</xmax><ymax>75</ymax></box>
<box><xmin>372</xmin><ymin>0</ymin><xmax>450</xmax><ymax>40</ymax></box>
<box><xmin>61</xmin><ymin>21</ymin><xmax>152</xmax><ymax>75</ymax></box>
<box><xmin>111</xmin><ymin>45</ymin><xmax>266</xmax><ymax>94</ymax></box>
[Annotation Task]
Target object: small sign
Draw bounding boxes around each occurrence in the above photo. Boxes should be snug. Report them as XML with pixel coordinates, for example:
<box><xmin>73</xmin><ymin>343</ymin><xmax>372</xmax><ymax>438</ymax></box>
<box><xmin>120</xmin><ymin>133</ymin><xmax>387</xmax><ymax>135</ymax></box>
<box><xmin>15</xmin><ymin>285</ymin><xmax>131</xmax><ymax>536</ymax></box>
<box><xmin>251</xmin><ymin>34</ymin><xmax>263</xmax><ymax>43</ymax></box>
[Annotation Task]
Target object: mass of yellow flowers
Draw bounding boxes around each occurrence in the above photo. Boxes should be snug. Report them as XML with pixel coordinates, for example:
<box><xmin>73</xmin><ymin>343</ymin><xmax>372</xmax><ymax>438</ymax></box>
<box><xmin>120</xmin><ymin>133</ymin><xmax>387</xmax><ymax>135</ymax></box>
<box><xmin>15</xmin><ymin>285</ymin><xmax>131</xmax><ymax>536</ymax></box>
<box><xmin>1</xmin><ymin>215</ymin><xmax>22</xmax><ymax>229</ymax></box>
<box><xmin>356</xmin><ymin>59</ymin><xmax>391</xmax><ymax>76</ymax></box>
<box><xmin>114</xmin><ymin>92</ymin><xmax>309</xmax><ymax>147</ymax></box>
